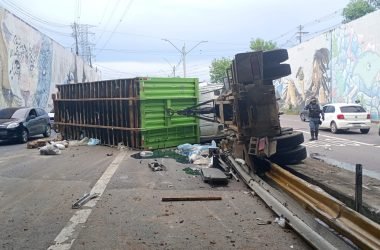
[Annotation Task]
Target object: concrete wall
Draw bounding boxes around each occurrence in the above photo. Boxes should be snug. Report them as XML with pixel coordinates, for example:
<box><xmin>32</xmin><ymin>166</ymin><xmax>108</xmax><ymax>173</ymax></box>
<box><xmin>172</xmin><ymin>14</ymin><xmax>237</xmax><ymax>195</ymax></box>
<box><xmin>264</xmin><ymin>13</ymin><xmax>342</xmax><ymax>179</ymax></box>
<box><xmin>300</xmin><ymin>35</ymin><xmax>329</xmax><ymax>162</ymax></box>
<box><xmin>277</xmin><ymin>10</ymin><xmax>380</xmax><ymax>121</ymax></box>
<box><xmin>0</xmin><ymin>8</ymin><xmax>100</xmax><ymax>111</ymax></box>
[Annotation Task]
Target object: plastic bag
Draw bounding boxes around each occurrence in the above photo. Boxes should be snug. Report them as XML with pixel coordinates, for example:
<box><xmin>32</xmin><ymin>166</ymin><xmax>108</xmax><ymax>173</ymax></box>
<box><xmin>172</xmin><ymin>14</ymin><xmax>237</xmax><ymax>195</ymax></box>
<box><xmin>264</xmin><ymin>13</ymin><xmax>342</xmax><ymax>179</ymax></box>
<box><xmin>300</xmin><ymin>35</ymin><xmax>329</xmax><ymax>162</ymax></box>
<box><xmin>87</xmin><ymin>138</ymin><xmax>100</xmax><ymax>146</ymax></box>
<box><xmin>39</xmin><ymin>145</ymin><xmax>61</xmax><ymax>155</ymax></box>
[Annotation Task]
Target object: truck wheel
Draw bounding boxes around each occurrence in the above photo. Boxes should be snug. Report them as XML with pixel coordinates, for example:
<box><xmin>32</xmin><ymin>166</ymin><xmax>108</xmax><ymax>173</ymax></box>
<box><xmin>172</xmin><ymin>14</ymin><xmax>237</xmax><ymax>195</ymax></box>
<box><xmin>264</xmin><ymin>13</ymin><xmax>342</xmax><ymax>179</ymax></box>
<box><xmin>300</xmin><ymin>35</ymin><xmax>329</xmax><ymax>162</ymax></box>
<box><xmin>269</xmin><ymin>145</ymin><xmax>307</xmax><ymax>165</ymax></box>
<box><xmin>275</xmin><ymin>131</ymin><xmax>304</xmax><ymax>152</ymax></box>
<box><xmin>280</xmin><ymin>127</ymin><xmax>293</xmax><ymax>135</ymax></box>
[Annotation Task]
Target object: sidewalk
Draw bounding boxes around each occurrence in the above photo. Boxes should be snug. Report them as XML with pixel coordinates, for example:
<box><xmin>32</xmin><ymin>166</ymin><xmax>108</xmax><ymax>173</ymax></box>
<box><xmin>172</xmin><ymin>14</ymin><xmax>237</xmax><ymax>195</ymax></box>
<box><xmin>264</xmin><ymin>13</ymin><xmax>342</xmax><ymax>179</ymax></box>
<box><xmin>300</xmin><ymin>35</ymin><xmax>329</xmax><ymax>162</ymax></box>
<box><xmin>284</xmin><ymin>157</ymin><xmax>380</xmax><ymax>224</ymax></box>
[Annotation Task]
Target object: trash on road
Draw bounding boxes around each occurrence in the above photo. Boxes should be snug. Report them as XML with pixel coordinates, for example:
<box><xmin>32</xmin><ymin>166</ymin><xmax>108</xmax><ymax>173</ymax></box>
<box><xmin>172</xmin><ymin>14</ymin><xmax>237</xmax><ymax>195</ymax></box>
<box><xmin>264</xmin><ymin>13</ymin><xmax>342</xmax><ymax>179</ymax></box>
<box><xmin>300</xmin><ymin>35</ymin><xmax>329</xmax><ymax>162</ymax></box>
<box><xmin>39</xmin><ymin>144</ymin><xmax>61</xmax><ymax>155</ymax></box>
<box><xmin>274</xmin><ymin>216</ymin><xmax>286</xmax><ymax>228</ymax></box>
<box><xmin>140</xmin><ymin>151</ymin><xmax>153</xmax><ymax>157</ymax></box>
<box><xmin>182</xmin><ymin>167</ymin><xmax>201</xmax><ymax>175</ymax></box>
<box><xmin>87</xmin><ymin>138</ymin><xmax>100</xmax><ymax>146</ymax></box>
<box><xmin>27</xmin><ymin>139</ymin><xmax>47</xmax><ymax>149</ymax></box>
<box><xmin>148</xmin><ymin>162</ymin><xmax>166</xmax><ymax>171</ymax></box>
<box><xmin>72</xmin><ymin>193</ymin><xmax>99</xmax><ymax>209</ymax></box>
<box><xmin>69</xmin><ymin>137</ymin><xmax>89</xmax><ymax>147</ymax></box>
<box><xmin>201</xmin><ymin>168</ymin><xmax>228</xmax><ymax>185</ymax></box>
<box><xmin>177</xmin><ymin>141</ymin><xmax>217</xmax><ymax>166</ymax></box>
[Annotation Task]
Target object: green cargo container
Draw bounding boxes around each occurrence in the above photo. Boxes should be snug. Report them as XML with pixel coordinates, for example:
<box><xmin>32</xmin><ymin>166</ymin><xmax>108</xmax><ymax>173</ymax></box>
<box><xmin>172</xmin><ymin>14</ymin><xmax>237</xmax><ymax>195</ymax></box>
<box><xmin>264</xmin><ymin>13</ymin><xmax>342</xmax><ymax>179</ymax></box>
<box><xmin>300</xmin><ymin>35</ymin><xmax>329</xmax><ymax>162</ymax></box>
<box><xmin>54</xmin><ymin>77</ymin><xmax>199</xmax><ymax>149</ymax></box>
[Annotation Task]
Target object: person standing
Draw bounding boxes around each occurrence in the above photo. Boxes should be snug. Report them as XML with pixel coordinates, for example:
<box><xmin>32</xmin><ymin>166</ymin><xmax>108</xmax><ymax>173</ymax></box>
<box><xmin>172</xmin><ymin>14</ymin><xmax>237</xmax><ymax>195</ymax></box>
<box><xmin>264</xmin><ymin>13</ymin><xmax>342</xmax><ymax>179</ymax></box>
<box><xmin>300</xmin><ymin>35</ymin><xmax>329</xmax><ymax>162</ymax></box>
<box><xmin>304</xmin><ymin>97</ymin><xmax>324</xmax><ymax>140</ymax></box>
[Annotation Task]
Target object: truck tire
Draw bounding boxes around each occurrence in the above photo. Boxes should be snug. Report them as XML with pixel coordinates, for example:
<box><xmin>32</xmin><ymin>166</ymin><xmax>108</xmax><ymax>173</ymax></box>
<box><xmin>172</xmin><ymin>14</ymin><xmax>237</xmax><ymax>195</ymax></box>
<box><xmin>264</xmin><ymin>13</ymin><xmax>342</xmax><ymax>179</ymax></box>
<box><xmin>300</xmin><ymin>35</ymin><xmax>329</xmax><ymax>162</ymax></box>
<box><xmin>280</xmin><ymin>127</ymin><xmax>293</xmax><ymax>135</ymax></box>
<box><xmin>269</xmin><ymin>145</ymin><xmax>307</xmax><ymax>165</ymax></box>
<box><xmin>275</xmin><ymin>131</ymin><xmax>304</xmax><ymax>152</ymax></box>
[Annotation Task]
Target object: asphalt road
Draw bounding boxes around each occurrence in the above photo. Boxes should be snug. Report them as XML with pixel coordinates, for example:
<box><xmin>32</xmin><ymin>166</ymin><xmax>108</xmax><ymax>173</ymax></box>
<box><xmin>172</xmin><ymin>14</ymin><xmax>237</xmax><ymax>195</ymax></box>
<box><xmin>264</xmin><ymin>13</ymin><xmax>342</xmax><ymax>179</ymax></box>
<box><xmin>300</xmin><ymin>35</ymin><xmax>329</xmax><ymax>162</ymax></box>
<box><xmin>280</xmin><ymin>114</ymin><xmax>380</xmax><ymax>176</ymax></box>
<box><xmin>0</xmin><ymin>139</ymin><xmax>309</xmax><ymax>249</ymax></box>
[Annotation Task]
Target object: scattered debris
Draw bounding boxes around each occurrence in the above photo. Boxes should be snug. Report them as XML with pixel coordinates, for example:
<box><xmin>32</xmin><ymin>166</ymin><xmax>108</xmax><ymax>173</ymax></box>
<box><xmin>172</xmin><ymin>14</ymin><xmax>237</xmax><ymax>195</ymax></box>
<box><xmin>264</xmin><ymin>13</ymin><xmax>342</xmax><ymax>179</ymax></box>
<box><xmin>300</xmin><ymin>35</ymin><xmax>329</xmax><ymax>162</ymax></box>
<box><xmin>53</xmin><ymin>140</ymin><xmax>69</xmax><ymax>148</ymax></box>
<box><xmin>140</xmin><ymin>151</ymin><xmax>153</xmax><ymax>157</ymax></box>
<box><xmin>69</xmin><ymin>137</ymin><xmax>89</xmax><ymax>147</ymax></box>
<box><xmin>162</xmin><ymin>196</ymin><xmax>222</xmax><ymax>202</ymax></box>
<box><xmin>27</xmin><ymin>139</ymin><xmax>47</xmax><ymax>149</ymax></box>
<box><xmin>177</xmin><ymin>141</ymin><xmax>217</xmax><ymax>166</ymax></box>
<box><xmin>274</xmin><ymin>216</ymin><xmax>286</xmax><ymax>228</ymax></box>
<box><xmin>201</xmin><ymin>168</ymin><xmax>228</xmax><ymax>185</ymax></box>
<box><xmin>39</xmin><ymin>145</ymin><xmax>61</xmax><ymax>155</ymax></box>
<box><xmin>51</xmin><ymin>142</ymin><xmax>66</xmax><ymax>150</ymax></box>
<box><xmin>148</xmin><ymin>162</ymin><xmax>166</xmax><ymax>171</ymax></box>
<box><xmin>106</xmin><ymin>153</ymin><xmax>113</xmax><ymax>156</ymax></box>
<box><xmin>72</xmin><ymin>193</ymin><xmax>99</xmax><ymax>209</ymax></box>
<box><xmin>182</xmin><ymin>167</ymin><xmax>201</xmax><ymax>175</ymax></box>
<box><xmin>256</xmin><ymin>218</ymin><xmax>272</xmax><ymax>225</ymax></box>
<box><xmin>88</xmin><ymin>138</ymin><xmax>100</xmax><ymax>146</ymax></box>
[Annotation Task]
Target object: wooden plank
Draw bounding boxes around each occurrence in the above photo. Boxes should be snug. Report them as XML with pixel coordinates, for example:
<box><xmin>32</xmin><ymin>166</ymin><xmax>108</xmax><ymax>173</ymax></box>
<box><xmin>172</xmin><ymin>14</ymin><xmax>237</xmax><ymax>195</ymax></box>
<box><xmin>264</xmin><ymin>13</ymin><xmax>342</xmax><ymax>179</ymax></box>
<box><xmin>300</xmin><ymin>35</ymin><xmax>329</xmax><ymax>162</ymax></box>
<box><xmin>161</xmin><ymin>197</ymin><xmax>222</xmax><ymax>202</ymax></box>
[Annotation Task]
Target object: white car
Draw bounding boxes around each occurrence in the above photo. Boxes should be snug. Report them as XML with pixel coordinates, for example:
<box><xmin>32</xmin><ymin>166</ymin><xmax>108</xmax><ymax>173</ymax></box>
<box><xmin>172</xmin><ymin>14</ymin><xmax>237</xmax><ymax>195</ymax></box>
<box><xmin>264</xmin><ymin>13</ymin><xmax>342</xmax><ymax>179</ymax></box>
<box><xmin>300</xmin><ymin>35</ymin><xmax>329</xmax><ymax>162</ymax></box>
<box><xmin>319</xmin><ymin>103</ymin><xmax>371</xmax><ymax>134</ymax></box>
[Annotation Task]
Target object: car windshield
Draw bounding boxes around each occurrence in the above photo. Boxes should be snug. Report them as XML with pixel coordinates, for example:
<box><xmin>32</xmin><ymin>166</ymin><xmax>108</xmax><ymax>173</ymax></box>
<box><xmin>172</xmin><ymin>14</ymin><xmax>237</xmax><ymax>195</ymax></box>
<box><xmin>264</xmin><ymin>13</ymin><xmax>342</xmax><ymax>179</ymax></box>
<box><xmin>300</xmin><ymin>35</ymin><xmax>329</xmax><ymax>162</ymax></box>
<box><xmin>0</xmin><ymin>108</ymin><xmax>28</xmax><ymax>119</ymax></box>
<box><xmin>340</xmin><ymin>106</ymin><xmax>366</xmax><ymax>113</ymax></box>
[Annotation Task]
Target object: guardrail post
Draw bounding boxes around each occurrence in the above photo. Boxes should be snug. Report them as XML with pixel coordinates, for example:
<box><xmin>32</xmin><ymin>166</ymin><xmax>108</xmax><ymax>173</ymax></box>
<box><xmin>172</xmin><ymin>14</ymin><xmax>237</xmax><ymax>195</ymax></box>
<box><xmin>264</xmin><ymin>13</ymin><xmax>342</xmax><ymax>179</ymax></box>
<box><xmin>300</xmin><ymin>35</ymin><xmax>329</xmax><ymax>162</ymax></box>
<box><xmin>355</xmin><ymin>164</ymin><xmax>362</xmax><ymax>212</ymax></box>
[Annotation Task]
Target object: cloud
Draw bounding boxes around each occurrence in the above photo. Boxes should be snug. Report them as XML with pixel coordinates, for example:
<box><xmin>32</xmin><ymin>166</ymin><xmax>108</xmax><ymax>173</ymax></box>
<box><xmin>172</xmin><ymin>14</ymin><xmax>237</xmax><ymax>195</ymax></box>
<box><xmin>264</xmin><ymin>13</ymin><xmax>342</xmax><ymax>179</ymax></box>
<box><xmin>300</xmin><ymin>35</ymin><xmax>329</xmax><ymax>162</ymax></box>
<box><xmin>94</xmin><ymin>60</ymin><xmax>211</xmax><ymax>81</ymax></box>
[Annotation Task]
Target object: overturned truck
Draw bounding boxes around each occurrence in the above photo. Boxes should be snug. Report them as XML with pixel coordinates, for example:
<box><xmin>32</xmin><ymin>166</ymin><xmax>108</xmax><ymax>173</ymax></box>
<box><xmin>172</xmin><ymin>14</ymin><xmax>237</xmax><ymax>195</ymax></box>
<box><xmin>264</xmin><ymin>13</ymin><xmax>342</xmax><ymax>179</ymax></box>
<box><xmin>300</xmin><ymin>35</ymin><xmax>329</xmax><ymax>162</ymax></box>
<box><xmin>54</xmin><ymin>49</ymin><xmax>306</xmax><ymax>170</ymax></box>
<box><xmin>173</xmin><ymin>49</ymin><xmax>307</xmax><ymax>170</ymax></box>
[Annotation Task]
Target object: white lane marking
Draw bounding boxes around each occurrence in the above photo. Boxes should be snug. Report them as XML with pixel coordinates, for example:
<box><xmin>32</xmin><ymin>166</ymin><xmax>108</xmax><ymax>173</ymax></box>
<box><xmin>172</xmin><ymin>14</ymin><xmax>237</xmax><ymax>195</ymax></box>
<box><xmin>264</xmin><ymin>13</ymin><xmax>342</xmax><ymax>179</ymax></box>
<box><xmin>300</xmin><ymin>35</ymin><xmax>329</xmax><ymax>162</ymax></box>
<box><xmin>47</xmin><ymin>151</ymin><xmax>127</xmax><ymax>250</ymax></box>
<box><xmin>295</xmin><ymin>129</ymin><xmax>376</xmax><ymax>146</ymax></box>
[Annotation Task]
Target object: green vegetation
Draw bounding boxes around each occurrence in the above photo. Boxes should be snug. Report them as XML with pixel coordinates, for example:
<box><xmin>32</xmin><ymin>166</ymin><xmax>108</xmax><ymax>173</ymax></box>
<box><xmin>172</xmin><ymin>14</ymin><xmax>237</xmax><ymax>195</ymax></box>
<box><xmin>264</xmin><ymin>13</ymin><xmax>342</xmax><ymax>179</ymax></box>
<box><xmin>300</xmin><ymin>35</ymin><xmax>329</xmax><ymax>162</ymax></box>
<box><xmin>209</xmin><ymin>57</ymin><xmax>232</xmax><ymax>83</ymax></box>
<box><xmin>249</xmin><ymin>38</ymin><xmax>277</xmax><ymax>51</ymax></box>
<box><xmin>342</xmin><ymin>0</ymin><xmax>377</xmax><ymax>23</ymax></box>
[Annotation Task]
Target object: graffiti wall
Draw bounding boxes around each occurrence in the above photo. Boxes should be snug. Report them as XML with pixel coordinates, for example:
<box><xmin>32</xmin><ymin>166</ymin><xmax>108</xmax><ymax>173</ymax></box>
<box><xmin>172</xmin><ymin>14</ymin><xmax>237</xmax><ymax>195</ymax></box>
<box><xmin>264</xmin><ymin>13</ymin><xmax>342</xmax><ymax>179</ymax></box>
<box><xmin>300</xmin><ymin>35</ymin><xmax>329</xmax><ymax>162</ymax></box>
<box><xmin>277</xmin><ymin>10</ymin><xmax>380</xmax><ymax>121</ymax></box>
<box><xmin>0</xmin><ymin>8</ymin><xmax>100</xmax><ymax>111</ymax></box>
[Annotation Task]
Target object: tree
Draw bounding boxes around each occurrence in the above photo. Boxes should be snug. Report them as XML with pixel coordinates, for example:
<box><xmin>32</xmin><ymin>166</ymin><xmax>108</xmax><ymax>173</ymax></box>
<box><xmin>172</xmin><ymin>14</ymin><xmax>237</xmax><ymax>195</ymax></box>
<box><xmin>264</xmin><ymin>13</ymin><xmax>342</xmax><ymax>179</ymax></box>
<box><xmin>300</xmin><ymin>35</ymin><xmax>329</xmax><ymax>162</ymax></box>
<box><xmin>209</xmin><ymin>57</ymin><xmax>231</xmax><ymax>83</ymax></box>
<box><xmin>368</xmin><ymin>0</ymin><xmax>380</xmax><ymax>8</ymax></box>
<box><xmin>342</xmin><ymin>0</ymin><xmax>376</xmax><ymax>23</ymax></box>
<box><xmin>249</xmin><ymin>38</ymin><xmax>277</xmax><ymax>51</ymax></box>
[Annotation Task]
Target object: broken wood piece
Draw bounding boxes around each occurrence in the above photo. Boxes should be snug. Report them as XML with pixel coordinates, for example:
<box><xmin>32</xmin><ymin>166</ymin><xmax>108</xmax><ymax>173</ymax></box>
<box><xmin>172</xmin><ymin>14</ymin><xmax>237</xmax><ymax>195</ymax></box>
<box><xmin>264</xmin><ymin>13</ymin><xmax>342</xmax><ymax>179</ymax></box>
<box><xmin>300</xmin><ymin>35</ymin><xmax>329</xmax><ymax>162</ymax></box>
<box><xmin>161</xmin><ymin>196</ymin><xmax>222</xmax><ymax>202</ymax></box>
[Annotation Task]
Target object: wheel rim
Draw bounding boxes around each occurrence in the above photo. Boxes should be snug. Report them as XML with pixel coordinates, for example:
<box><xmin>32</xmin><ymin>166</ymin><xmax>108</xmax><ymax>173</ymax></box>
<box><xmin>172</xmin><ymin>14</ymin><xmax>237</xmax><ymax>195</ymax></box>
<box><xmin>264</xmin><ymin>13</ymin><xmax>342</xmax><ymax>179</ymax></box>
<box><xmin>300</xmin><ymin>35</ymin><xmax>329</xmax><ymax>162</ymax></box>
<box><xmin>331</xmin><ymin>123</ymin><xmax>337</xmax><ymax>133</ymax></box>
<box><xmin>22</xmin><ymin>130</ymin><xmax>28</xmax><ymax>142</ymax></box>
<box><xmin>46</xmin><ymin>125</ymin><xmax>51</xmax><ymax>136</ymax></box>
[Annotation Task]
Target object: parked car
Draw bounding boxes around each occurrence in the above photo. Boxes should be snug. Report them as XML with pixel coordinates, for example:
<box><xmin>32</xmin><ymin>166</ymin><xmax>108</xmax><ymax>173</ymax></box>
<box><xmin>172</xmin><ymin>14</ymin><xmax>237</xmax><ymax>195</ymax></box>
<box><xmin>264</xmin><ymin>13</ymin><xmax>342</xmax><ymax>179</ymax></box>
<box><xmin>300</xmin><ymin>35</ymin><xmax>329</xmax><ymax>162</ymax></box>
<box><xmin>0</xmin><ymin>107</ymin><xmax>51</xmax><ymax>143</ymax></box>
<box><xmin>319</xmin><ymin>103</ymin><xmax>371</xmax><ymax>134</ymax></box>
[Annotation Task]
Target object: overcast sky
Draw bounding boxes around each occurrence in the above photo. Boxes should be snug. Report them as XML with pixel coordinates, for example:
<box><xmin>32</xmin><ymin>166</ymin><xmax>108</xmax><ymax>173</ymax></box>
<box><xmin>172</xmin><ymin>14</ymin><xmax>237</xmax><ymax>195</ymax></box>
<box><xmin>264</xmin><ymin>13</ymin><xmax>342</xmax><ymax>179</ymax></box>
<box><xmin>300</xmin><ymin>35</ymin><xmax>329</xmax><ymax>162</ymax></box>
<box><xmin>0</xmin><ymin>0</ymin><xmax>350</xmax><ymax>81</ymax></box>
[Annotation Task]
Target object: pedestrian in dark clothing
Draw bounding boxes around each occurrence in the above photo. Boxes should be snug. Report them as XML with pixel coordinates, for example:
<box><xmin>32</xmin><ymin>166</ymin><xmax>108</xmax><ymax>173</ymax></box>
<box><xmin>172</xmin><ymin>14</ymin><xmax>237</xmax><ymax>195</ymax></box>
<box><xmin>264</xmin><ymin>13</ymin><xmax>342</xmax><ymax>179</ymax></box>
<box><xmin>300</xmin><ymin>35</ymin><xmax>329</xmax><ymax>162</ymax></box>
<box><xmin>304</xmin><ymin>97</ymin><xmax>324</xmax><ymax>140</ymax></box>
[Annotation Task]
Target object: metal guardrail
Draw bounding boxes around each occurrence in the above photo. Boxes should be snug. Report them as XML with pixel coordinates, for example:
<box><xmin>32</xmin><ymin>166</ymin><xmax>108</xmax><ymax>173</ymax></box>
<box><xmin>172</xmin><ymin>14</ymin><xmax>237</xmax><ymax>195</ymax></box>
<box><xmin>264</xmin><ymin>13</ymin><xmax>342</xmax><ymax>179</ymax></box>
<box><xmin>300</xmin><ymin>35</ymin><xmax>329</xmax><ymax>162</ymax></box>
<box><xmin>266</xmin><ymin>164</ymin><xmax>380</xmax><ymax>250</ymax></box>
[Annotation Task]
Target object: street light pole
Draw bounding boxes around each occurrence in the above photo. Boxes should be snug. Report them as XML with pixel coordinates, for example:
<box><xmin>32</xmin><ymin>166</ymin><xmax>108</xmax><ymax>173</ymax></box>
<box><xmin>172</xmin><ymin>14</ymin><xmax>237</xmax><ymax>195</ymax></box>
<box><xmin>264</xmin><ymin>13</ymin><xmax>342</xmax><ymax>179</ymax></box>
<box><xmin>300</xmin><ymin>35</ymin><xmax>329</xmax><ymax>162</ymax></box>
<box><xmin>162</xmin><ymin>39</ymin><xmax>207</xmax><ymax>77</ymax></box>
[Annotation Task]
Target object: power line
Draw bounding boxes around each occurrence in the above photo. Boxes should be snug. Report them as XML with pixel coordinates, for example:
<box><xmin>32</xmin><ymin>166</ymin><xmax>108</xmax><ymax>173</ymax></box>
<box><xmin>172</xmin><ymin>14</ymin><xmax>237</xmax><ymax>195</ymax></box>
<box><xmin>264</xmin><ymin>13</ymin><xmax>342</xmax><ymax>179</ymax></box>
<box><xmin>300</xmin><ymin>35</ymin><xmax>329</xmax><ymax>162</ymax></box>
<box><xmin>162</xmin><ymin>39</ymin><xmax>207</xmax><ymax>77</ymax></box>
<box><xmin>96</xmin><ymin>0</ymin><xmax>134</xmax><ymax>56</ymax></box>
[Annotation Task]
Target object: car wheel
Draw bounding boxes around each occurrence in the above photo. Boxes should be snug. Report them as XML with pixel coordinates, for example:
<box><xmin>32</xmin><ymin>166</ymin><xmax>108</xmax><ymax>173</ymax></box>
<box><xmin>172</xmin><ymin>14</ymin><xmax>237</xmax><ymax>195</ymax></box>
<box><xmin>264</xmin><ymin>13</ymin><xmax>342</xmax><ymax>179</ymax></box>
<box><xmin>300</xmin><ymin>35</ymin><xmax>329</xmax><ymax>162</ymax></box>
<box><xmin>330</xmin><ymin>122</ymin><xmax>338</xmax><ymax>134</ymax></box>
<box><xmin>275</xmin><ymin>131</ymin><xmax>304</xmax><ymax>152</ymax></box>
<box><xmin>300</xmin><ymin>113</ymin><xmax>306</xmax><ymax>121</ymax></box>
<box><xmin>20</xmin><ymin>129</ymin><xmax>29</xmax><ymax>143</ymax></box>
<box><xmin>43</xmin><ymin>124</ymin><xmax>51</xmax><ymax>137</ymax></box>
<box><xmin>360</xmin><ymin>128</ymin><xmax>370</xmax><ymax>134</ymax></box>
<box><xmin>269</xmin><ymin>145</ymin><xmax>307</xmax><ymax>165</ymax></box>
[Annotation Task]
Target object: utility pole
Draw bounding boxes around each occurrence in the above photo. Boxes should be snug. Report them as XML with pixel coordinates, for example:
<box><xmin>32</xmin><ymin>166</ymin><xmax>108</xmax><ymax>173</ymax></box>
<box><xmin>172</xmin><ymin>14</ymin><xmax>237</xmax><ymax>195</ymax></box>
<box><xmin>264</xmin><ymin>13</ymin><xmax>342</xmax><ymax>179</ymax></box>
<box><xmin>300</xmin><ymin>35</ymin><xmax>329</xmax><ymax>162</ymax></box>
<box><xmin>296</xmin><ymin>25</ymin><xmax>309</xmax><ymax>44</ymax></box>
<box><xmin>72</xmin><ymin>22</ymin><xmax>79</xmax><ymax>55</ymax></box>
<box><xmin>162</xmin><ymin>39</ymin><xmax>207</xmax><ymax>77</ymax></box>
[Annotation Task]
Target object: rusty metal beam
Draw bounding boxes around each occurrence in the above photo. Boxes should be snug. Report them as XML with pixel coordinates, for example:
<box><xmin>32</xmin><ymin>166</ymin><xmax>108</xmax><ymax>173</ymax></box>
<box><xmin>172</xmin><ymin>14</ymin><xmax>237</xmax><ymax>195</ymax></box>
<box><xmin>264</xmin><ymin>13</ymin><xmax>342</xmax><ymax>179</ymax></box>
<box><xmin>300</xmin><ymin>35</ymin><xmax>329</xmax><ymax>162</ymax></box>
<box><xmin>54</xmin><ymin>122</ymin><xmax>141</xmax><ymax>131</ymax></box>
<box><xmin>55</xmin><ymin>98</ymin><xmax>138</xmax><ymax>101</ymax></box>
<box><xmin>266</xmin><ymin>164</ymin><xmax>380</xmax><ymax>250</ymax></box>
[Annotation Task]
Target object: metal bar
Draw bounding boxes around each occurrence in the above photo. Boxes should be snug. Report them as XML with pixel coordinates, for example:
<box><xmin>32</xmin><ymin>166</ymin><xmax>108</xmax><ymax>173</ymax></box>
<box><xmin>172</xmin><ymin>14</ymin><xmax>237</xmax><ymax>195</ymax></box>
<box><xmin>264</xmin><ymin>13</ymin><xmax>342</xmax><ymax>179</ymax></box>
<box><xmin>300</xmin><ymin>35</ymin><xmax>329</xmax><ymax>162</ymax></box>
<box><xmin>266</xmin><ymin>164</ymin><xmax>380</xmax><ymax>250</ymax></box>
<box><xmin>355</xmin><ymin>164</ymin><xmax>363</xmax><ymax>213</ymax></box>
<box><xmin>54</xmin><ymin>122</ymin><xmax>141</xmax><ymax>131</ymax></box>
<box><xmin>161</xmin><ymin>197</ymin><xmax>222</xmax><ymax>202</ymax></box>
<box><xmin>226</xmin><ymin>156</ymin><xmax>337</xmax><ymax>250</ymax></box>
<box><xmin>55</xmin><ymin>98</ymin><xmax>139</xmax><ymax>101</ymax></box>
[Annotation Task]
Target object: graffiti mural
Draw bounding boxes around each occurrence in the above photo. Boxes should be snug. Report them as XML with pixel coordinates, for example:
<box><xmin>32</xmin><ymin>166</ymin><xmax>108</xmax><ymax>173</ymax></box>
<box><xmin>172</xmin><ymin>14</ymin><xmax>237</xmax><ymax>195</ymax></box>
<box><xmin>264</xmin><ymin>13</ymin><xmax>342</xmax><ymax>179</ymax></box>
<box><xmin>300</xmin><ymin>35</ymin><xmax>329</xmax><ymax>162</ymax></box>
<box><xmin>276</xmin><ymin>10</ymin><xmax>380</xmax><ymax>121</ymax></box>
<box><xmin>0</xmin><ymin>7</ymin><xmax>100</xmax><ymax>110</ymax></box>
